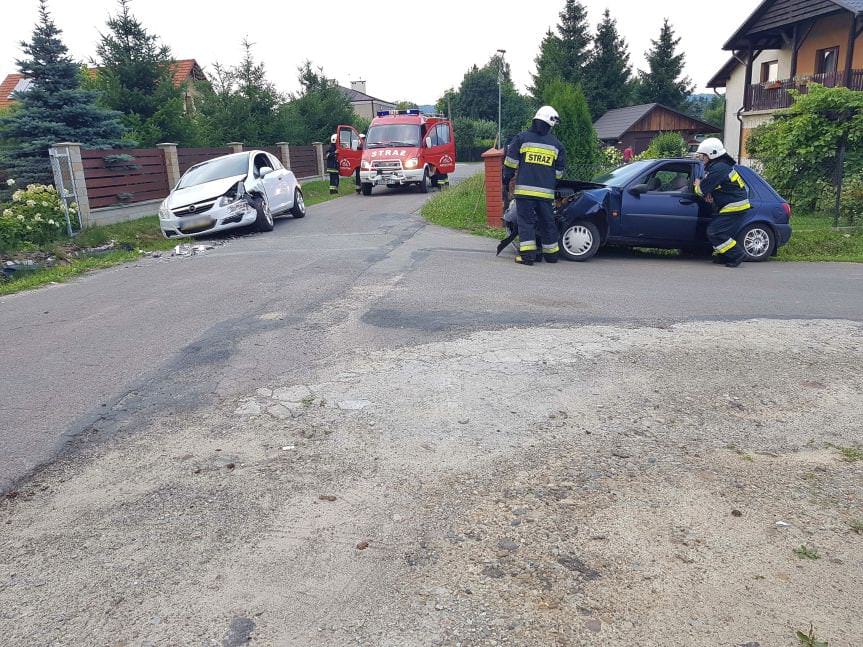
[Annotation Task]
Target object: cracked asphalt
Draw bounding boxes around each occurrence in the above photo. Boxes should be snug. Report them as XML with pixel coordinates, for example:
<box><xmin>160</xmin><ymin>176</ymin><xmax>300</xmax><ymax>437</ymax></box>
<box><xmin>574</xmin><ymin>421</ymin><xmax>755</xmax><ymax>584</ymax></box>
<box><xmin>1</xmin><ymin>163</ymin><xmax>862</xmax><ymax>646</ymax></box>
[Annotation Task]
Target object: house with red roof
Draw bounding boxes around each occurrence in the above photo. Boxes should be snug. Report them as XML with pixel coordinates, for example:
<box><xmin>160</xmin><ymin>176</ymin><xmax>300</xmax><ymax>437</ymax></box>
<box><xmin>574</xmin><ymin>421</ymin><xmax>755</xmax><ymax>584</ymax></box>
<box><xmin>0</xmin><ymin>58</ymin><xmax>208</xmax><ymax>112</ymax></box>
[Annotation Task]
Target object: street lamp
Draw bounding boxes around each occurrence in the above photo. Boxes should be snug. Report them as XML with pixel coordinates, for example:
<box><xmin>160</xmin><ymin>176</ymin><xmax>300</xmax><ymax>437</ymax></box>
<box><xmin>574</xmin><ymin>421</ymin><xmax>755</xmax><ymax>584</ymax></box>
<box><xmin>496</xmin><ymin>49</ymin><xmax>506</xmax><ymax>149</ymax></box>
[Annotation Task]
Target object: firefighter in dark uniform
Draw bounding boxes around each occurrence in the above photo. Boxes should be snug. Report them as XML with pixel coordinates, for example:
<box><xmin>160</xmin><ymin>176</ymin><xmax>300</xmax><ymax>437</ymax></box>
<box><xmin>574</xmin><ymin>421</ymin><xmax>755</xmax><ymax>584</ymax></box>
<box><xmin>693</xmin><ymin>137</ymin><xmax>749</xmax><ymax>268</ymax></box>
<box><xmin>355</xmin><ymin>133</ymin><xmax>365</xmax><ymax>194</ymax></box>
<box><xmin>326</xmin><ymin>133</ymin><xmax>339</xmax><ymax>195</ymax></box>
<box><xmin>502</xmin><ymin>106</ymin><xmax>566</xmax><ymax>265</ymax></box>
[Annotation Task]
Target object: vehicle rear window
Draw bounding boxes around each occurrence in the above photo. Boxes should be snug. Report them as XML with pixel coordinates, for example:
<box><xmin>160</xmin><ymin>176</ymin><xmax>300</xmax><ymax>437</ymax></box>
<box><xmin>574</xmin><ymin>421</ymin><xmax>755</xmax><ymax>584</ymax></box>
<box><xmin>178</xmin><ymin>154</ymin><xmax>249</xmax><ymax>189</ymax></box>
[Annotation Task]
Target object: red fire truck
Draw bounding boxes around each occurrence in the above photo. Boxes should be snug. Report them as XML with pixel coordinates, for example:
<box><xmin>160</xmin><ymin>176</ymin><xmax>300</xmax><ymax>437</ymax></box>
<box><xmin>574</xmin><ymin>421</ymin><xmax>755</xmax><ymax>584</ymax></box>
<box><xmin>336</xmin><ymin>109</ymin><xmax>456</xmax><ymax>196</ymax></box>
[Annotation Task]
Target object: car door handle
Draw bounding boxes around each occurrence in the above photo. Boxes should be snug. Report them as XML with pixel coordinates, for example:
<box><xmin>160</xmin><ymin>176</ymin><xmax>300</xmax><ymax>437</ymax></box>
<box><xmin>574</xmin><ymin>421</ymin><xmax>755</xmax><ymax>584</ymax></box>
<box><xmin>679</xmin><ymin>198</ymin><xmax>696</xmax><ymax>205</ymax></box>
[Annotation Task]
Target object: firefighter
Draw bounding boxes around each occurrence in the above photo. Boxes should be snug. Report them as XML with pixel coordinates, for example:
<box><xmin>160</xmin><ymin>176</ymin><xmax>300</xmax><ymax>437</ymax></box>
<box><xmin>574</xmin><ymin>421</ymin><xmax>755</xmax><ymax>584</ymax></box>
<box><xmin>355</xmin><ymin>133</ymin><xmax>365</xmax><ymax>194</ymax></box>
<box><xmin>502</xmin><ymin>106</ymin><xmax>566</xmax><ymax>265</ymax></box>
<box><xmin>326</xmin><ymin>134</ymin><xmax>339</xmax><ymax>195</ymax></box>
<box><xmin>693</xmin><ymin>137</ymin><xmax>748</xmax><ymax>268</ymax></box>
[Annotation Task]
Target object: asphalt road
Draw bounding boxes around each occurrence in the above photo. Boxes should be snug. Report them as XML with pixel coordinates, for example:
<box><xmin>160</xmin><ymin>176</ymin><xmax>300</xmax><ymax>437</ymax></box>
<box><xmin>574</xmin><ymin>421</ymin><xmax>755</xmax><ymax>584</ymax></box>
<box><xmin>1</xmin><ymin>162</ymin><xmax>862</xmax><ymax>493</ymax></box>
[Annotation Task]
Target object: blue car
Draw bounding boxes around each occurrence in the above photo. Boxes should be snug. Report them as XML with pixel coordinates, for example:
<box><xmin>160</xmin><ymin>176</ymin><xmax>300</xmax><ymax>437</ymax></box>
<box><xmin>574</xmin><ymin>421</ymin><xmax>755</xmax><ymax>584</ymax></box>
<box><xmin>554</xmin><ymin>159</ymin><xmax>793</xmax><ymax>262</ymax></box>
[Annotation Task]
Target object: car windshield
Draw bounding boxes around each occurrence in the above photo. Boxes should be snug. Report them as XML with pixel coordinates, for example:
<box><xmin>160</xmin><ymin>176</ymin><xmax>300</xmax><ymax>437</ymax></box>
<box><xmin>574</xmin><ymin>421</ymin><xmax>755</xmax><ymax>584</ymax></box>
<box><xmin>177</xmin><ymin>154</ymin><xmax>249</xmax><ymax>189</ymax></box>
<box><xmin>365</xmin><ymin>124</ymin><xmax>421</xmax><ymax>148</ymax></box>
<box><xmin>593</xmin><ymin>161</ymin><xmax>654</xmax><ymax>188</ymax></box>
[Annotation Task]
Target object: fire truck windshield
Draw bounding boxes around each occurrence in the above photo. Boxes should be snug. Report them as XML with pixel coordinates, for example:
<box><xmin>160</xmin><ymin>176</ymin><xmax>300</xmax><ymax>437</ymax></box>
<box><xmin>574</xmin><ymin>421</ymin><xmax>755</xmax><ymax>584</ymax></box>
<box><xmin>365</xmin><ymin>124</ymin><xmax>421</xmax><ymax>148</ymax></box>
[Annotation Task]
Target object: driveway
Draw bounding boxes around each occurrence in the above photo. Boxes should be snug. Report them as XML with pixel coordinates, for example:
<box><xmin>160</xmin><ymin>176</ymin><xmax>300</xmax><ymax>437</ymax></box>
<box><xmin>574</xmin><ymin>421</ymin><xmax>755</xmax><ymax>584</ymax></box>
<box><xmin>1</xmin><ymin>164</ymin><xmax>862</xmax><ymax>646</ymax></box>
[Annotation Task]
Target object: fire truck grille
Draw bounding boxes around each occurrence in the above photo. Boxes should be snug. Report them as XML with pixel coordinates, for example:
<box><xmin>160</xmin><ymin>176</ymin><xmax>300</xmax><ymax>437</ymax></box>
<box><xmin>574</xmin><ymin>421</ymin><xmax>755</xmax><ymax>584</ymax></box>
<box><xmin>371</xmin><ymin>160</ymin><xmax>402</xmax><ymax>171</ymax></box>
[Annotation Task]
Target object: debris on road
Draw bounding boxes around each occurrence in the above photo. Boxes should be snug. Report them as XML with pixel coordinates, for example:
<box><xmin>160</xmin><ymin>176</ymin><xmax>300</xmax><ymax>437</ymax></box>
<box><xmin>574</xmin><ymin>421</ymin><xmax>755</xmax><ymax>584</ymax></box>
<box><xmin>172</xmin><ymin>243</ymin><xmax>215</xmax><ymax>257</ymax></box>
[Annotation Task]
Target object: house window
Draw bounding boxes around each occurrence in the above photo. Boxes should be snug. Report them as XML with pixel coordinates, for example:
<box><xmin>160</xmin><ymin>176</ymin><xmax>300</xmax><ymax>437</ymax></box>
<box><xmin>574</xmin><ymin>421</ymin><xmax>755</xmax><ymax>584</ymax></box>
<box><xmin>760</xmin><ymin>60</ymin><xmax>779</xmax><ymax>83</ymax></box>
<box><xmin>815</xmin><ymin>47</ymin><xmax>839</xmax><ymax>75</ymax></box>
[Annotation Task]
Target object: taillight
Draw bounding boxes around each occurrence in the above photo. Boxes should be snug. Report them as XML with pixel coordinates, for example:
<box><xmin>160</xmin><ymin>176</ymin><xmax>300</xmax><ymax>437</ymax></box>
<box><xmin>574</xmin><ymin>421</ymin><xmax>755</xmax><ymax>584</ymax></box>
<box><xmin>782</xmin><ymin>203</ymin><xmax>792</xmax><ymax>220</ymax></box>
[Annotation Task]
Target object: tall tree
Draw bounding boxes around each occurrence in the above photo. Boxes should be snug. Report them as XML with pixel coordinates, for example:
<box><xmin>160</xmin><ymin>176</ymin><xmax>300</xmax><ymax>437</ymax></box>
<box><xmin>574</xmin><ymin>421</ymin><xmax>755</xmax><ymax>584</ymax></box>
<box><xmin>196</xmin><ymin>40</ymin><xmax>283</xmax><ymax>147</ymax></box>
<box><xmin>583</xmin><ymin>9</ymin><xmax>632</xmax><ymax>119</ymax></box>
<box><xmin>278</xmin><ymin>61</ymin><xmax>356</xmax><ymax>145</ymax></box>
<box><xmin>530</xmin><ymin>29</ymin><xmax>564</xmax><ymax>101</ymax></box>
<box><xmin>93</xmin><ymin>0</ymin><xmax>197</xmax><ymax>146</ymax></box>
<box><xmin>543</xmin><ymin>79</ymin><xmax>600</xmax><ymax>179</ymax></box>
<box><xmin>636</xmin><ymin>19</ymin><xmax>694</xmax><ymax>109</ymax></box>
<box><xmin>557</xmin><ymin>0</ymin><xmax>591</xmax><ymax>86</ymax></box>
<box><xmin>0</xmin><ymin>0</ymin><xmax>125</xmax><ymax>187</ymax></box>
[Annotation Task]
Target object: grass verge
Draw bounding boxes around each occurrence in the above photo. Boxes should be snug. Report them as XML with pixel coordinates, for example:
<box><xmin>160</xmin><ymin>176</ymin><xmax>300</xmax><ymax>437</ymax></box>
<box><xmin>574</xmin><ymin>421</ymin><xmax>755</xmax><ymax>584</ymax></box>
<box><xmin>421</xmin><ymin>173</ymin><xmax>863</xmax><ymax>262</ymax></box>
<box><xmin>0</xmin><ymin>178</ymin><xmax>352</xmax><ymax>296</ymax></box>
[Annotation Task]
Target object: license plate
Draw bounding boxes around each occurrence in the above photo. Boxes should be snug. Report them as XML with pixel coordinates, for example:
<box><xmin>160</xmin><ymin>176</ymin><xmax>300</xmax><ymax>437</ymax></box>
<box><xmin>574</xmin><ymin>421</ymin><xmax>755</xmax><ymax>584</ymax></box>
<box><xmin>180</xmin><ymin>215</ymin><xmax>212</xmax><ymax>230</ymax></box>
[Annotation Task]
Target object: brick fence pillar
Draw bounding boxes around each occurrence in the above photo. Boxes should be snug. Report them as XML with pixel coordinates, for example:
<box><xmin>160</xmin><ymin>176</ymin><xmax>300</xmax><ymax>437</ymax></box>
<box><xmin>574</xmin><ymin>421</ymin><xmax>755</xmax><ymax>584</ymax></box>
<box><xmin>50</xmin><ymin>142</ymin><xmax>91</xmax><ymax>228</ymax></box>
<box><xmin>276</xmin><ymin>142</ymin><xmax>291</xmax><ymax>170</ymax></box>
<box><xmin>226</xmin><ymin>142</ymin><xmax>244</xmax><ymax>154</ymax></box>
<box><xmin>312</xmin><ymin>142</ymin><xmax>324</xmax><ymax>177</ymax></box>
<box><xmin>157</xmin><ymin>143</ymin><xmax>180</xmax><ymax>187</ymax></box>
<box><xmin>482</xmin><ymin>147</ymin><xmax>505</xmax><ymax>228</ymax></box>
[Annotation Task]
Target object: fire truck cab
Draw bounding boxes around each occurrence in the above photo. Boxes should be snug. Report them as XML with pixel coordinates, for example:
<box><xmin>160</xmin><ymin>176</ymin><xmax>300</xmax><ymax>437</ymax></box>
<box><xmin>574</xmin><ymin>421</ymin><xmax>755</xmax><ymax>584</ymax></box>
<box><xmin>352</xmin><ymin>109</ymin><xmax>456</xmax><ymax>195</ymax></box>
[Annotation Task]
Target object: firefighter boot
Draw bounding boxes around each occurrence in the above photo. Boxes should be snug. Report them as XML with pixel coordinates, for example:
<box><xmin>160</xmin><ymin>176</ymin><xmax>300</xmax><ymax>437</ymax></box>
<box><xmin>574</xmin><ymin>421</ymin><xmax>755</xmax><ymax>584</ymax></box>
<box><xmin>724</xmin><ymin>244</ymin><xmax>745</xmax><ymax>268</ymax></box>
<box><xmin>543</xmin><ymin>251</ymin><xmax>559</xmax><ymax>264</ymax></box>
<box><xmin>515</xmin><ymin>251</ymin><xmax>535</xmax><ymax>266</ymax></box>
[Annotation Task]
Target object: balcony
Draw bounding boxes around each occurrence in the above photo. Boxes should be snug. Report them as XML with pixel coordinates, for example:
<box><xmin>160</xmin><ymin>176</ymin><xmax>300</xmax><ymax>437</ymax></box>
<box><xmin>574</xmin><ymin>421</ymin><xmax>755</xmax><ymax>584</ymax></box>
<box><xmin>745</xmin><ymin>70</ymin><xmax>863</xmax><ymax>112</ymax></box>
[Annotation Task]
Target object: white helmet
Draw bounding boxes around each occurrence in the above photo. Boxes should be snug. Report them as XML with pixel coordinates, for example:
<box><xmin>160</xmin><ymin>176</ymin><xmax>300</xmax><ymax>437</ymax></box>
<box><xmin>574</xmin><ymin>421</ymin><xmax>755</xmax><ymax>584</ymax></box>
<box><xmin>534</xmin><ymin>105</ymin><xmax>560</xmax><ymax>128</ymax></box>
<box><xmin>330</xmin><ymin>134</ymin><xmax>337</xmax><ymax>144</ymax></box>
<box><xmin>697</xmin><ymin>137</ymin><xmax>726</xmax><ymax>160</ymax></box>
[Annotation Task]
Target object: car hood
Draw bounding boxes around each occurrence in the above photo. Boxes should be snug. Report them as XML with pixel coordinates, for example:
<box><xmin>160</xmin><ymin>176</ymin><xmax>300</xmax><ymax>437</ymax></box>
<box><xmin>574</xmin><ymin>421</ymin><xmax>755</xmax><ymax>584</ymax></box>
<box><xmin>167</xmin><ymin>174</ymin><xmax>247</xmax><ymax>208</ymax></box>
<box><xmin>559</xmin><ymin>184</ymin><xmax>614</xmax><ymax>220</ymax></box>
<box><xmin>557</xmin><ymin>179</ymin><xmax>607</xmax><ymax>192</ymax></box>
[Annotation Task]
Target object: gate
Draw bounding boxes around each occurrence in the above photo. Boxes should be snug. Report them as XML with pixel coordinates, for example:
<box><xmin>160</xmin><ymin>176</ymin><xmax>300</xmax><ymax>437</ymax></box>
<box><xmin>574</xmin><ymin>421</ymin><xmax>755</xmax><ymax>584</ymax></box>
<box><xmin>49</xmin><ymin>148</ymin><xmax>81</xmax><ymax>236</ymax></box>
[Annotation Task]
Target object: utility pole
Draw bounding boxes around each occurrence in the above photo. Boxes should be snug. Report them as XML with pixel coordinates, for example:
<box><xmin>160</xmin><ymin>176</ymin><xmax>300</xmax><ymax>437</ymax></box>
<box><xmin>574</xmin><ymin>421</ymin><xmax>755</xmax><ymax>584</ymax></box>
<box><xmin>497</xmin><ymin>49</ymin><xmax>506</xmax><ymax>149</ymax></box>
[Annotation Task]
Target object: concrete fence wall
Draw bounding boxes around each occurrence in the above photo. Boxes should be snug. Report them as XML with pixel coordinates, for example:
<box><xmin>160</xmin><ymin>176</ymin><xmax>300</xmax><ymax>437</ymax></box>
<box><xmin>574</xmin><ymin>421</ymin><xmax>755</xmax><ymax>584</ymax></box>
<box><xmin>49</xmin><ymin>141</ymin><xmax>325</xmax><ymax>227</ymax></box>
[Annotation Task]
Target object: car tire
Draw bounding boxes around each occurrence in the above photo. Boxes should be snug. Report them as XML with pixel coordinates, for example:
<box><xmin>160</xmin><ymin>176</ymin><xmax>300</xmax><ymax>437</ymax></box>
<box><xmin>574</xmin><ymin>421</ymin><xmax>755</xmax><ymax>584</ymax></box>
<box><xmin>253</xmin><ymin>192</ymin><xmax>274</xmax><ymax>233</ymax></box>
<box><xmin>361</xmin><ymin>183</ymin><xmax>373</xmax><ymax>196</ymax></box>
<box><xmin>290</xmin><ymin>188</ymin><xmax>306</xmax><ymax>218</ymax></box>
<box><xmin>737</xmin><ymin>223</ymin><xmax>775</xmax><ymax>262</ymax></box>
<box><xmin>418</xmin><ymin>167</ymin><xmax>430</xmax><ymax>194</ymax></box>
<box><xmin>559</xmin><ymin>221</ymin><xmax>600</xmax><ymax>262</ymax></box>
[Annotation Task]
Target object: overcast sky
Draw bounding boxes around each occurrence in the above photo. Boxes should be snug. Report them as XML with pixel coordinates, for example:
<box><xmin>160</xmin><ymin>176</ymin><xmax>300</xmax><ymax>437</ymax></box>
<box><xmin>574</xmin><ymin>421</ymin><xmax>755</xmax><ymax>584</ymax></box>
<box><xmin>2</xmin><ymin>0</ymin><xmax>761</xmax><ymax>103</ymax></box>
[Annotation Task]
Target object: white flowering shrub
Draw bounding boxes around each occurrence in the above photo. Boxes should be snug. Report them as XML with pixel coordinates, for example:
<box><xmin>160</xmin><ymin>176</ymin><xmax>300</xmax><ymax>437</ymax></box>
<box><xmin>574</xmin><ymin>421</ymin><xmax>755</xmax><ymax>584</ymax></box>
<box><xmin>0</xmin><ymin>180</ymin><xmax>71</xmax><ymax>251</ymax></box>
<box><xmin>597</xmin><ymin>146</ymin><xmax>625</xmax><ymax>175</ymax></box>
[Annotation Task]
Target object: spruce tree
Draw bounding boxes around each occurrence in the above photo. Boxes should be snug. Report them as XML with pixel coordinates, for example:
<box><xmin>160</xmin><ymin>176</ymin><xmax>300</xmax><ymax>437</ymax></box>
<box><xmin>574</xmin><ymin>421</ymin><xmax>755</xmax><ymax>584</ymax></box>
<box><xmin>636</xmin><ymin>19</ymin><xmax>695</xmax><ymax>109</ymax></box>
<box><xmin>543</xmin><ymin>79</ymin><xmax>600</xmax><ymax>179</ymax></box>
<box><xmin>583</xmin><ymin>9</ymin><xmax>633</xmax><ymax>119</ymax></box>
<box><xmin>530</xmin><ymin>29</ymin><xmax>564</xmax><ymax>101</ymax></box>
<box><xmin>556</xmin><ymin>0</ymin><xmax>591</xmax><ymax>86</ymax></box>
<box><xmin>0</xmin><ymin>0</ymin><xmax>125</xmax><ymax>186</ymax></box>
<box><xmin>93</xmin><ymin>0</ymin><xmax>195</xmax><ymax>146</ymax></box>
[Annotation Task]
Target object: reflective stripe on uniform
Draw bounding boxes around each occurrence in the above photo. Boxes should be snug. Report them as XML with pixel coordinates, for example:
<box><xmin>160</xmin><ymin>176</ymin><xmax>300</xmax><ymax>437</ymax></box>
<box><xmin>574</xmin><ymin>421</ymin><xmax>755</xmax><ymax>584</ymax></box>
<box><xmin>542</xmin><ymin>243</ymin><xmax>560</xmax><ymax>253</ymax></box>
<box><xmin>504</xmin><ymin>156</ymin><xmax>519</xmax><ymax>168</ymax></box>
<box><xmin>513</xmin><ymin>184</ymin><xmax>555</xmax><ymax>199</ymax></box>
<box><xmin>555</xmin><ymin>170</ymin><xmax>563</xmax><ymax>179</ymax></box>
<box><xmin>714</xmin><ymin>238</ymin><xmax>737</xmax><ymax>253</ymax></box>
<box><xmin>728</xmin><ymin>170</ymin><xmax>746</xmax><ymax>188</ymax></box>
<box><xmin>520</xmin><ymin>142</ymin><xmax>559</xmax><ymax>154</ymax></box>
<box><xmin>719</xmin><ymin>199</ymin><xmax>751</xmax><ymax>214</ymax></box>
<box><xmin>520</xmin><ymin>240</ymin><xmax>537</xmax><ymax>252</ymax></box>
<box><xmin>694</xmin><ymin>182</ymin><xmax>704</xmax><ymax>197</ymax></box>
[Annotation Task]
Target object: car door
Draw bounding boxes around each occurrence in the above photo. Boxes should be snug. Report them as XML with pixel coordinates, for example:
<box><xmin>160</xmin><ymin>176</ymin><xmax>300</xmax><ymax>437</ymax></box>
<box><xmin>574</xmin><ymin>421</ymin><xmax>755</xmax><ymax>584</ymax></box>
<box><xmin>434</xmin><ymin>123</ymin><xmax>456</xmax><ymax>174</ymax></box>
<box><xmin>336</xmin><ymin>125</ymin><xmax>362</xmax><ymax>177</ymax></box>
<box><xmin>267</xmin><ymin>153</ymin><xmax>291</xmax><ymax>212</ymax></box>
<box><xmin>252</xmin><ymin>152</ymin><xmax>283</xmax><ymax>212</ymax></box>
<box><xmin>620</xmin><ymin>162</ymin><xmax>702</xmax><ymax>243</ymax></box>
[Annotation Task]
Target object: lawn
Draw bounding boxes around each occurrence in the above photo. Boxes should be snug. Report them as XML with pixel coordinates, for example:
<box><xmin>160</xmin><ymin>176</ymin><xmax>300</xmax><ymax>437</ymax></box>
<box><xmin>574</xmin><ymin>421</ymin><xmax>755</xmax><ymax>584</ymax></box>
<box><xmin>420</xmin><ymin>173</ymin><xmax>863</xmax><ymax>263</ymax></box>
<box><xmin>0</xmin><ymin>177</ymin><xmax>351</xmax><ymax>296</ymax></box>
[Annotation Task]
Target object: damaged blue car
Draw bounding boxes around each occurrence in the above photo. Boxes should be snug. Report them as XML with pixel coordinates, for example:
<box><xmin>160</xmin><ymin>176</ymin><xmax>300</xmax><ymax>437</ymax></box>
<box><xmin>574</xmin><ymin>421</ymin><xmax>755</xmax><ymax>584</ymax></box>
<box><xmin>549</xmin><ymin>159</ymin><xmax>793</xmax><ymax>262</ymax></box>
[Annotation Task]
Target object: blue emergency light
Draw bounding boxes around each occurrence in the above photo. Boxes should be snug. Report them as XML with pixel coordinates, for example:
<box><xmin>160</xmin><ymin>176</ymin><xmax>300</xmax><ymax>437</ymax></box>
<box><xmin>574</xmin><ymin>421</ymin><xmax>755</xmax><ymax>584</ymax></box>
<box><xmin>376</xmin><ymin>109</ymin><xmax>422</xmax><ymax>117</ymax></box>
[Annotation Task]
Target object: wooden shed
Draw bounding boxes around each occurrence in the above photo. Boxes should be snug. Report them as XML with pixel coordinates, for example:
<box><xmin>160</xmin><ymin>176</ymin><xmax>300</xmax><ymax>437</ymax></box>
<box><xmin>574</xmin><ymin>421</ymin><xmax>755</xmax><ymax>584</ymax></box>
<box><xmin>594</xmin><ymin>103</ymin><xmax>719</xmax><ymax>154</ymax></box>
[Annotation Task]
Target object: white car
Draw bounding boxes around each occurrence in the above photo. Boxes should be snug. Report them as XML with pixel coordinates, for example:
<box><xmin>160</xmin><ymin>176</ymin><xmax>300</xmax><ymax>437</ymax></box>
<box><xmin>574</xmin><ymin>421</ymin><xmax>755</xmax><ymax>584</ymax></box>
<box><xmin>158</xmin><ymin>150</ymin><xmax>305</xmax><ymax>238</ymax></box>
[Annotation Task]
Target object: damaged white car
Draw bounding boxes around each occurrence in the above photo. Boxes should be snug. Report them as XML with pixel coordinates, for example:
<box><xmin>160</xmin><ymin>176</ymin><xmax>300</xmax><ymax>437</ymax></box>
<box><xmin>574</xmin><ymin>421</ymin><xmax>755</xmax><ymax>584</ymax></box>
<box><xmin>158</xmin><ymin>150</ymin><xmax>305</xmax><ymax>238</ymax></box>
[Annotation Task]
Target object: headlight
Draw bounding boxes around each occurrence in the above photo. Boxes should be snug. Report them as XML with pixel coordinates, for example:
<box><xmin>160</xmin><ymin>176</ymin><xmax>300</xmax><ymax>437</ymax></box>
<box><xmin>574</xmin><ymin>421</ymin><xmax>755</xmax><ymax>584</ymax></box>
<box><xmin>361</xmin><ymin>159</ymin><xmax>371</xmax><ymax>170</ymax></box>
<box><xmin>216</xmin><ymin>181</ymin><xmax>247</xmax><ymax>207</ymax></box>
<box><xmin>404</xmin><ymin>158</ymin><xmax>419</xmax><ymax>169</ymax></box>
<box><xmin>158</xmin><ymin>201</ymin><xmax>171</xmax><ymax>220</ymax></box>
<box><xmin>216</xmin><ymin>194</ymin><xmax>239</xmax><ymax>208</ymax></box>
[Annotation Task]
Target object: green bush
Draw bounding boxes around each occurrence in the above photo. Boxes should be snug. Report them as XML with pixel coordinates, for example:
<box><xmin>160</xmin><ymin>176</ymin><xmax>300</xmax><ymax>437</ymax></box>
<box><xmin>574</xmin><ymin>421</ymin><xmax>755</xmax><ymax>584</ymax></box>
<box><xmin>0</xmin><ymin>181</ymin><xmax>70</xmax><ymax>252</ymax></box>
<box><xmin>747</xmin><ymin>84</ymin><xmax>863</xmax><ymax>223</ymax></box>
<box><xmin>597</xmin><ymin>146</ymin><xmax>624</xmax><ymax>175</ymax></box>
<box><xmin>641</xmin><ymin>132</ymin><xmax>687</xmax><ymax>159</ymax></box>
<box><xmin>542</xmin><ymin>79</ymin><xmax>601</xmax><ymax>179</ymax></box>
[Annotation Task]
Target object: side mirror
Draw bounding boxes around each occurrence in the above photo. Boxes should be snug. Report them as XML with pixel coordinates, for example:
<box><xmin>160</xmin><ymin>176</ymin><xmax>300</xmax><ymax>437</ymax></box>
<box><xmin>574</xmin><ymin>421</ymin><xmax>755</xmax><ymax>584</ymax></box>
<box><xmin>425</xmin><ymin>136</ymin><xmax>433</xmax><ymax>148</ymax></box>
<box><xmin>629</xmin><ymin>183</ymin><xmax>649</xmax><ymax>196</ymax></box>
<box><xmin>259</xmin><ymin>167</ymin><xmax>273</xmax><ymax>177</ymax></box>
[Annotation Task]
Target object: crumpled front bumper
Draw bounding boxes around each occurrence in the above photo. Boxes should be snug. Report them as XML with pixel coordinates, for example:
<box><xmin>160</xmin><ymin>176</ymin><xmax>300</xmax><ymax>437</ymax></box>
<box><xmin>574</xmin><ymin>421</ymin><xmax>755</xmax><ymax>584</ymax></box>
<box><xmin>159</xmin><ymin>201</ymin><xmax>257</xmax><ymax>238</ymax></box>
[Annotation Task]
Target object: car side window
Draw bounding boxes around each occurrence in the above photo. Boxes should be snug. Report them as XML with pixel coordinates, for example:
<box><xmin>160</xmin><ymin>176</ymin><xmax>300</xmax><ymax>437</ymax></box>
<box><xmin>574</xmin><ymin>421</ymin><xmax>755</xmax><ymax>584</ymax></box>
<box><xmin>253</xmin><ymin>153</ymin><xmax>270</xmax><ymax>177</ymax></box>
<box><xmin>643</xmin><ymin>164</ymin><xmax>694</xmax><ymax>193</ymax></box>
<box><xmin>427</xmin><ymin>126</ymin><xmax>440</xmax><ymax>147</ymax></box>
<box><xmin>267</xmin><ymin>153</ymin><xmax>282</xmax><ymax>170</ymax></box>
<box><xmin>436</xmin><ymin>124</ymin><xmax>450</xmax><ymax>145</ymax></box>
